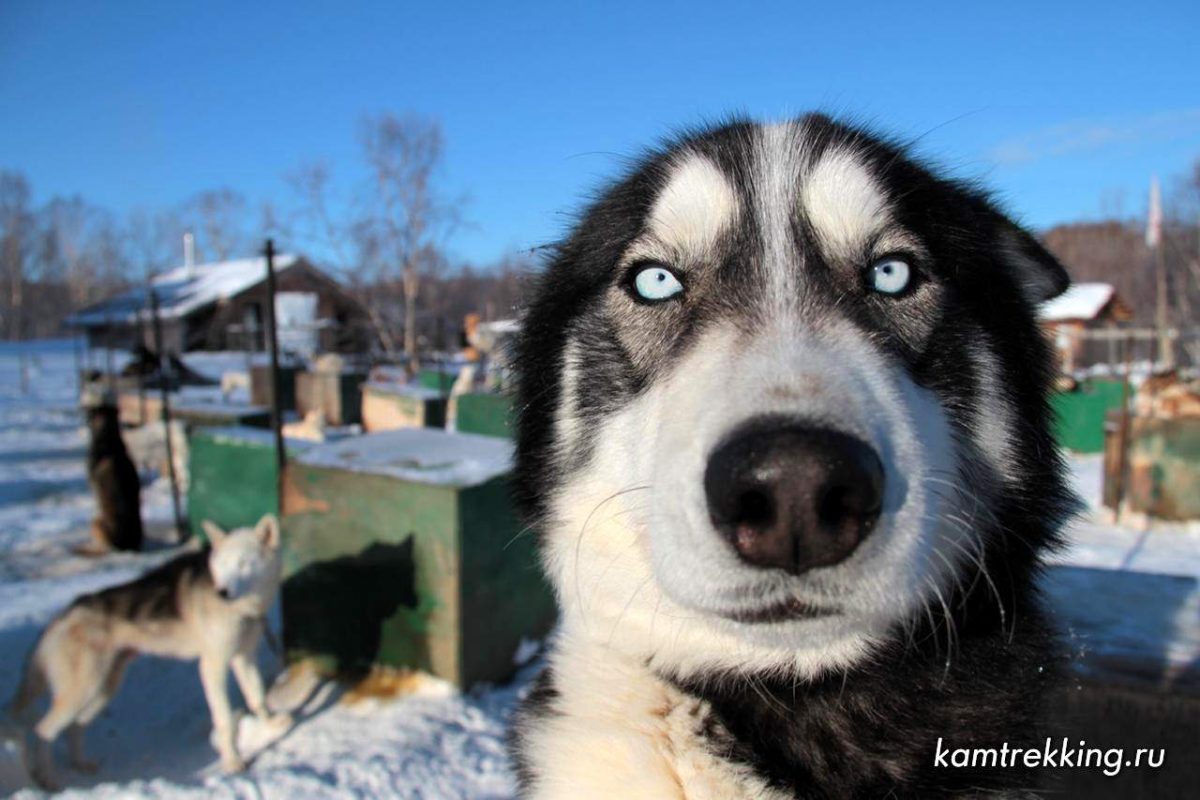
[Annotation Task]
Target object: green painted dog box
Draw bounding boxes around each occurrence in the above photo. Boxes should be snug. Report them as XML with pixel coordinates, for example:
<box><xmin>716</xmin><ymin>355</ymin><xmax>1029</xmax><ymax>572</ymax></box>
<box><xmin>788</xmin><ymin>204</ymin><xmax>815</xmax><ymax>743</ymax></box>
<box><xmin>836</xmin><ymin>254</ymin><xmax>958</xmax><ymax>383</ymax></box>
<box><xmin>360</xmin><ymin>383</ymin><xmax>448</xmax><ymax>432</ymax></box>
<box><xmin>1052</xmin><ymin>378</ymin><xmax>1126</xmax><ymax>454</ymax></box>
<box><xmin>1126</xmin><ymin>415</ymin><xmax>1200</xmax><ymax>521</ymax></box>
<box><xmin>187</xmin><ymin>426</ymin><xmax>315</xmax><ymax>540</ymax></box>
<box><xmin>280</xmin><ymin>428</ymin><xmax>555</xmax><ymax>688</ymax></box>
<box><xmin>173</xmin><ymin>400</ymin><xmax>271</xmax><ymax>430</ymax></box>
<box><xmin>418</xmin><ymin>365</ymin><xmax>458</xmax><ymax>393</ymax></box>
<box><xmin>455</xmin><ymin>392</ymin><xmax>513</xmax><ymax>439</ymax></box>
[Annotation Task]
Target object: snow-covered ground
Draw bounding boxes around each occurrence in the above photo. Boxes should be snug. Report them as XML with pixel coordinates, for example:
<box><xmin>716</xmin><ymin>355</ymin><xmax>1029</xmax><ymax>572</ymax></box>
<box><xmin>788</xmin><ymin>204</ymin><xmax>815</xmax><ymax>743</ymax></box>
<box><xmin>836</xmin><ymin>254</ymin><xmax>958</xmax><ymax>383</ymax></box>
<box><xmin>1052</xmin><ymin>454</ymin><xmax>1200</xmax><ymax>577</ymax></box>
<box><xmin>0</xmin><ymin>339</ymin><xmax>1196</xmax><ymax>797</ymax></box>
<box><xmin>0</xmin><ymin>341</ymin><xmax>535</xmax><ymax>798</ymax></box>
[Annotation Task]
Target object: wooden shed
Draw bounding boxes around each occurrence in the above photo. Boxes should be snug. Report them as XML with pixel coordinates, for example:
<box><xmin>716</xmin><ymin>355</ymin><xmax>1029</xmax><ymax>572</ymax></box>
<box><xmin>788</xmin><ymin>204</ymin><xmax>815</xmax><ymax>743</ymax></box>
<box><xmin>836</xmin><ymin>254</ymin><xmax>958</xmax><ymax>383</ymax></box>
<box><xmin>65</xmin><ymin>254</ymin><xmax>372</xmax><ymax>356</ymax></box>
<box><xmin>1040</xmin><ymin>282</ymin><xmax>1133</xmax><ymax>373</ymax></box>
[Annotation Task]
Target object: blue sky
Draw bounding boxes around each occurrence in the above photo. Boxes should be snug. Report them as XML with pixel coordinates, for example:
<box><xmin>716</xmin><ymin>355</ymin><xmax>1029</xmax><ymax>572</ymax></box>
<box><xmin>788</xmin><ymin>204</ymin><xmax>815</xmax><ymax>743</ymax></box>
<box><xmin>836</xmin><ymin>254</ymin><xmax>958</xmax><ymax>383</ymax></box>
<box><xmin>2</xmin><ymin>0</ymin><xmax>1198</xmax><ymax>266</ymax></box>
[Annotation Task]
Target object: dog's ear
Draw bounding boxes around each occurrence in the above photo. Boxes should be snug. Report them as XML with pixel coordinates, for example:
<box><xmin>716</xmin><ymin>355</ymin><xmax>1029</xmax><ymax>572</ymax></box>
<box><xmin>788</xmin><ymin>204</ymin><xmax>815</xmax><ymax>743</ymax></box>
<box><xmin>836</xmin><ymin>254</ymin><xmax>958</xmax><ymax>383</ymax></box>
<box><xmin>997</xmin><ymin>219</ymin><xmax>1070</xmax><ymax>305</ymax></box>
<box><xmin>256</xmin><ymin>514</ymin><xmax>281</xmax><ymax>548</ymax></box>
<box><xmin>202</xmin><ymin>520</ymin><xmax>227</xmax><ymax>546</ymax></box>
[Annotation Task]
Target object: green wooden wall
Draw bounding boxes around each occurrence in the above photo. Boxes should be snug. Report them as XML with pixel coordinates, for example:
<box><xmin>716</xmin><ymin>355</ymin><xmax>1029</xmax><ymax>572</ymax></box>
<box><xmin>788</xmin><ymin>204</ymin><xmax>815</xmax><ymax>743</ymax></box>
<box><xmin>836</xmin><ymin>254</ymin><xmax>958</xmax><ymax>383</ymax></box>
<box><xmin>1052</xmin><ymin>378</ymin><xmax>1126</xmax><ymax>454</ymax></box>
<box><xmin>187</xmin><ymin>427</ymin><xmax>288</xmax><ymax>540</ymax></box>
<box><xmin>281</xmin><ymin>466</ymin><xmax>458</xmax><ymax>678</ymax></box>
<box><xmin>1128</xmin><ymin>416</ymin><xmax>1200</xmax><ymax>520</ymax></box>
<box><xmin>279</xmin><ymin>455</ymin><xmax>554</xmax><ymax>686</ymax></box>
<box><xmin>455</xmin><ymin>392</ymin><xmax>513</xmax><ymax>439</ymax></box>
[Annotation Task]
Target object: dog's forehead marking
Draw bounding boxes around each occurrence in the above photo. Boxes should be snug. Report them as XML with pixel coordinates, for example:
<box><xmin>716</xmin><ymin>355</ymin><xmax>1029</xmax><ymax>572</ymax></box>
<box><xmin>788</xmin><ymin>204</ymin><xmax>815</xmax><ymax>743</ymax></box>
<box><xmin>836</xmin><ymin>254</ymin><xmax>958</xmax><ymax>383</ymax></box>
<box><xmin>801</xmin><ymin>145</ymin><xmax>891</xmax><ymax>263</ymax></box>
<box><xmin>755</xmin><ymin>123</ymin><xmax>807</xmax><ymax>306</ymax></box>
<box><xmin>643</xmin><ymin>152</ymin><xmax>738</xmax><ymax>258</ymax></box>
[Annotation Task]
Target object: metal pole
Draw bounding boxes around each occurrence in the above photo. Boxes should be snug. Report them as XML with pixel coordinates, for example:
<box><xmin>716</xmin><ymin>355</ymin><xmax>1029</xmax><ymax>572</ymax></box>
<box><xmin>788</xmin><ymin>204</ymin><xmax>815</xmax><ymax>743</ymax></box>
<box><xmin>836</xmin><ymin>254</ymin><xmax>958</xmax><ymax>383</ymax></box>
<box><xmin>1155</xmin><ymin>241</ymin><xmax>1173</xmax><ymax>371</ymax></box>
<box><xmin>149</xmin><ymin>287</ymin><xmax>186</xmax><ymax>542</ymax></box>
<box><xmin>73</xmin><ymin>333</ymin><xmax>82</xmax><ymax>400</ymax></box>
<box><xmin>136</xmin><ymin>312</ymin><xmax>147</xmax><ymax>425</ymax></box>
<box><xmin>263</xmin><ymin>240</ymin><xmax>286</xmax><ymax>514</ymax></box>
<box><xmin>104</xmin><ymin>314</ymin><xmax>115</xmax><ymax>395</ymax></box>
<box><xmin>1113</xmin><ymin>334</ymin><xmax>1135</xmax><ymax>516</ymax></box>
<box><xmin>437</xmin><ymin>315</ymin><xmax>448</xmax><ymax>397</ymax></box>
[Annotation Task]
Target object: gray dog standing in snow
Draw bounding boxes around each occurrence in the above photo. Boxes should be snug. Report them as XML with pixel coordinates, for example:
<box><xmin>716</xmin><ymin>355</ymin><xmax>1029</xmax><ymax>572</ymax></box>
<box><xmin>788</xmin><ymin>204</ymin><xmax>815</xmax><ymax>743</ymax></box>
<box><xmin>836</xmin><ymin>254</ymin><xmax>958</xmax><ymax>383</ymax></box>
<box><xmin>8</xmin><ymin>515</ymin><xmax>291</xmax><ymax>789</ymax></box>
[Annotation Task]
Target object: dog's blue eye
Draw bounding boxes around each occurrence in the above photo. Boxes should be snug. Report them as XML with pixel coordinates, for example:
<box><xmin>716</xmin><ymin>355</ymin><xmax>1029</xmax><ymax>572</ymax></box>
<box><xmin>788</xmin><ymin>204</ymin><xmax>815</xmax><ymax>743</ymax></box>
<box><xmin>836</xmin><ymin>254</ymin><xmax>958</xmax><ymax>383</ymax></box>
<box><xmin>633</xmin><ymin>265</ymin><xmax>684</xmax><ymax>302</ymax></box>
<box><xmin>869</xmin><ymin>258</ymin><xmax>911</xmax><ymax>295</ymax></box>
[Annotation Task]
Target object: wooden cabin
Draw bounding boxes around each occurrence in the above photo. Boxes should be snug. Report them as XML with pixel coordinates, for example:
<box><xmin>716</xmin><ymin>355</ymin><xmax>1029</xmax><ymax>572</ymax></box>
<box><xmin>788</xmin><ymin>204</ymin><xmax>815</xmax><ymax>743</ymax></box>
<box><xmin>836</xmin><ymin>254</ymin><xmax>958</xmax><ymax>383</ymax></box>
<box><xmin>65</xmin><ymin>254</ymin><xmax>371</xmax><ymax>356</ymax></box>
<box><xmin>1040</xmin><ymin>282</ymin><xmax>1133</xmax><ymax>373</ymax></box>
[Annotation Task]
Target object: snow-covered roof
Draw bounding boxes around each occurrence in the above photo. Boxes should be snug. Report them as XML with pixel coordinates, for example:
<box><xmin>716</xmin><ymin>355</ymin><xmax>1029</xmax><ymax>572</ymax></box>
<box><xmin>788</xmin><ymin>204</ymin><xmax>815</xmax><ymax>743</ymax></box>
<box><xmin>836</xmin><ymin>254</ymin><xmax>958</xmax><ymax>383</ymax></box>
<box><xmin>65</xmin><ymin>253</ymin><xmax>301</xmax><ymax>327</ymax></box>
<box><xmin>296</xmin><ymin>427</ymin><xmax>513</xmax><ymax>487</ymax></box>
<box><xmin>477</xmin><ymin>318</ymin><xmax>520</xmax><ymax>335</ymax></box>
<box><xmin>363</xmin><ymin>382</ymin><xmax>446</xmax><ymax>400</ymax></box>
<box><xmin>1039</xmin><ymin>282</ymin><xmax>1117</xmax><ymax>323</ymax></box>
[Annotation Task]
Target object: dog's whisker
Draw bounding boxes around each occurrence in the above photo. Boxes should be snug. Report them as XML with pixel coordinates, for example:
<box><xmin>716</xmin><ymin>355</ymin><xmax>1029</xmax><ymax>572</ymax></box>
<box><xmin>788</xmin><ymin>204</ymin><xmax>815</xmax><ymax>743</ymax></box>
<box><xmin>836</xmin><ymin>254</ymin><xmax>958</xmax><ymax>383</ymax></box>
<box><xmin>923</xmin><ymin>572</ymin><xmax>958</xmax><ymax>685</ymax></box>
<box><xmin>605</xmin><ymin>573</ymin><xmax>656</xmax><ymax>648</ymax></box>
<box><xmin>572</xmin><ymin>484</ymin><xmax>652</xmax><ymax>621</ymax></box>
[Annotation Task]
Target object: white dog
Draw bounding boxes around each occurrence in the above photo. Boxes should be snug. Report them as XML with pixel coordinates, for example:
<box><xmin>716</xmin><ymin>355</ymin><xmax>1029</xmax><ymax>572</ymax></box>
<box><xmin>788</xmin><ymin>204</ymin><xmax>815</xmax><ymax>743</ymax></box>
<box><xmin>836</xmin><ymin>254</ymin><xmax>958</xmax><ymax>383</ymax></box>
<box><xmin>10</xmin><ymin>515</ymin><xmax>291</xmax><ymax>788</ymax></box>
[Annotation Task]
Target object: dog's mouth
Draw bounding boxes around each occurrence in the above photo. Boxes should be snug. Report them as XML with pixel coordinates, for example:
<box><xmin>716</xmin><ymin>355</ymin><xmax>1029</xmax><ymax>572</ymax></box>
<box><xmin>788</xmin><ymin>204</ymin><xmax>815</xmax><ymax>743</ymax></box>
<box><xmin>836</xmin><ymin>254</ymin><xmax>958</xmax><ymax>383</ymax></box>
<box><xmin>717</xmin><ymin>596</ymin><xmax>840</xmax><ymax>624</ymax></box>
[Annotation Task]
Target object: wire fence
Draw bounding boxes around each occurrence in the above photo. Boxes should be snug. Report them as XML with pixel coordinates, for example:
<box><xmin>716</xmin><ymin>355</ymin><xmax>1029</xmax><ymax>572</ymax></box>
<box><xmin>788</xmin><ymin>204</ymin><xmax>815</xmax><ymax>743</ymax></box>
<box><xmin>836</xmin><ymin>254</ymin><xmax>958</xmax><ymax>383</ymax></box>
<box><xmin>1063</xmin><ymin>327</ymin><xmax>1200</xmax><ymax>376</ymax></box>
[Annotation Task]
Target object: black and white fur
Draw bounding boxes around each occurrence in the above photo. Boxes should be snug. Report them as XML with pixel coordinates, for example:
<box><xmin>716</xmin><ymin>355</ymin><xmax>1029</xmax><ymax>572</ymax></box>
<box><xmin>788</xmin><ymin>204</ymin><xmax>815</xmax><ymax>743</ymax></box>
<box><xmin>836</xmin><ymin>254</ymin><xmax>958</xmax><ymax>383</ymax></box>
<box><xmin>509</xmin><ymin>114</ymin><xmax>1075</xmax><ymax>798</ymax></box>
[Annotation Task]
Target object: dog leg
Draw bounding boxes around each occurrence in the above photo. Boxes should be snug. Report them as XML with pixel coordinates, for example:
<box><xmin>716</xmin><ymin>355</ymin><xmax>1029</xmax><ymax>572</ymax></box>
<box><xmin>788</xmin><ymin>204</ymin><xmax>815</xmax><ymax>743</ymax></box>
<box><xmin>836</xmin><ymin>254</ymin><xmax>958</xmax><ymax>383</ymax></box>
<box><xmin>231</xmin><ymin>653</ymin><xmax>293</xmax><ymax>733</ymax></box>
<box><xmin>31</xmin><ymin>695</ymin><xmax>85</xmax><ymax>790</ymax></box>
<box><xmin>67</xmin><ymin>725</ymin><xmax>99</xmax><ymax>774</ymax></box>
<box><xmin>28</xmin><ymin>737</ymin><xmax>61</xmax><ymax>792</ymax></box>
<box><xmin>67</xmin><ymin>653</ymin><xmax>130</xmax><ymax>774</ymax></box>
<box><xmin>199</xmin><ymin>655</ymin><xmax>245</xmax><ymax>773</ymax></box>
<box><xmin>86</xmin><ymin>519</ymin><xmax>114</xmax><ymax>554</ymax></box>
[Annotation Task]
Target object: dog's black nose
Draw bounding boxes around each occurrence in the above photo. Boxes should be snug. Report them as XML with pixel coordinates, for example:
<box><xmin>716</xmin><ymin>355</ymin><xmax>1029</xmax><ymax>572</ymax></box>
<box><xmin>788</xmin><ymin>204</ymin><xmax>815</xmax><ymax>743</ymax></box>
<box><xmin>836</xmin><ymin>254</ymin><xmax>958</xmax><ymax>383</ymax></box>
<box><xmin>217</xmin><ymin>588</ymin><xmax>231</xmax><ymax>600</ymax></box>
<box><xmin>704</xmin><ymin>419</ymin><xmax>885</xmax><ymax>574</ymax></box>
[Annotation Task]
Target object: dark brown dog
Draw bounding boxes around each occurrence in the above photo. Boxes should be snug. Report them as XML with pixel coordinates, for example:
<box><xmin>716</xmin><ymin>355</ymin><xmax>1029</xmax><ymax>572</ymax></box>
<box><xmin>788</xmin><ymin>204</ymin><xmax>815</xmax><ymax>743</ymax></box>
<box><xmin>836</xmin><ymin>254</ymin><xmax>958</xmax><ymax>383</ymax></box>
<box><xmin>85</xmin><ymin>404</ymin><xmax>143</xmax><ymax>552</ymax></box>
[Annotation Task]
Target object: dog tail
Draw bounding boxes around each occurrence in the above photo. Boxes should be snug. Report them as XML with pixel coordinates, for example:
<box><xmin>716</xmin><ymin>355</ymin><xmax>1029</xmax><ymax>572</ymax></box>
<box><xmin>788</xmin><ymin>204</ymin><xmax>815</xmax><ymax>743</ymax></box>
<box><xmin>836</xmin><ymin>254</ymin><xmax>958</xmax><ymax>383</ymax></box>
<box><xmin>0</xmin><ymin>660</ymin><xmax>39</xmax><ymax>772</ymax></box>
<box><xmin>7</xmin><ymin>642</ymin><xmax>47</xmax><ymax>725</ymax></box>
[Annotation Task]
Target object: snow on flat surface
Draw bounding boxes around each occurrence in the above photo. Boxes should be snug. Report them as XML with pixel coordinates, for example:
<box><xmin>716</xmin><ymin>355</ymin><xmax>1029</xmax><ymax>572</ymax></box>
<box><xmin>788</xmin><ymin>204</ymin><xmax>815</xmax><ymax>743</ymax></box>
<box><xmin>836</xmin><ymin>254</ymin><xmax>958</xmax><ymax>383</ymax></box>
<box><xmin>363</xmin><ymin>381</ymin><xmax>446</xmax><ymax>400</ymax></box>
<box><xmin>1050</xmin><ymin>454</ymin><xmax>1200</xmax><ymax>577</ymax></box>
<box><xmin>197</xmin><ymin>426</ymin><xmax>324</xmax><ymax>453</ymax></box>
<box><xmin>170</xmin><ymin>399</ymin><xmax>270</xmax><ymax>416</ymax></box>
<box><xmin>1038</xmin><ymin>281</ymin><xmax>1115</xmax><ymax>322</ymax></box>
<box><xmin>1045</xmin><ymin>455</ymin><xmax>1200</xmax><ymax>690</ymax></box>
<box><xmin>296</xmin><ymin>428</ymin><xmax>513</xmax><ymax>487</ymax></box>
<box><xmin>0</xmin><ymin>338</ymin><xmax>1196</xmax><ymax>797</ymax></box>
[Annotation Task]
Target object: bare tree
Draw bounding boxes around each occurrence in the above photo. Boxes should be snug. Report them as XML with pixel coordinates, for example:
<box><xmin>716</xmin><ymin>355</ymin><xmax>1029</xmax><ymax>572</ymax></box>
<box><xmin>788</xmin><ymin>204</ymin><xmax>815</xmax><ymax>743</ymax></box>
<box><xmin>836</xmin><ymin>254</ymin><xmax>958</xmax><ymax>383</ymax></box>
<box><xmin>358</xmin><ymin>113</ymin><xmax>462</xmax><ymax>371</ymax></box>
<box><xmin>283</xmin><ymin>115</ymin><xmax>463</xmax><ymax>366</ymax></box>
<box><xmin>1043</xmin><ymin>156</ymin><xmax>1200</xmax><ymax>337</ymax></box>
<box><xmin>421</xmin><ymin>253</ymin><xmax>533</xmax><ymax>328</ymax></box>
<box><xmin>39</xmin><ymin>196</ymin><xmax>131</xmax><ymax>309</ymax></box>
<box><xmin>182</xmin><ymin>188</ymin><xmax>248</xmax><ymax>262</ymax></box>
<box><xmin>125</xmin><ymin>209</ymin><xmax>185</xmax><ymax>278</ymax></box>
<box><xmin>279</xmin><ymin>160</ymin><xmax>392</xmax><ymax>346</ymax></box>
<box><xmin>1165</xmin><ymin>158</ymin><xmax>1200</xmax><ymax>329</ymax></box>
<box><xmin>0</xmin><ymin>172</ymin><xmax>33</xmax><ymax>340</ymax></box>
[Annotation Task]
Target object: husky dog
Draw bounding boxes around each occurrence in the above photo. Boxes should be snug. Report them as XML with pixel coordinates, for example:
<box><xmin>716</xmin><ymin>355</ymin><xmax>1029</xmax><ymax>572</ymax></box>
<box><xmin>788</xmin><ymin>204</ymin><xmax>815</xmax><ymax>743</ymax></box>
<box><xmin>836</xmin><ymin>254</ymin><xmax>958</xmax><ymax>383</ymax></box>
<box><xmin>10</xmin><ymin>515</ymin><xmax>290</xmax><ymax>788</ymax></box>
<box><xmin>84</xmin><ymin>402</ymin><xmax>143</xmax><ymax>553</ymax></box>
<box><xmin>509</xmin><ymin>115</ymin><xmax>1075</xmax><ymax>798</ymax></box>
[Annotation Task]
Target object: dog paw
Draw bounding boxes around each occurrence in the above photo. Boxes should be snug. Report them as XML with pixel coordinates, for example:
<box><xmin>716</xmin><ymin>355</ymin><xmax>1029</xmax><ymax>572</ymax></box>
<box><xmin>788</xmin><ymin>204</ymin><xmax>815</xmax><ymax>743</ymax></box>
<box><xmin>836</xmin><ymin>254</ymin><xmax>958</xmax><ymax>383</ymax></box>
<box><xmin>31</xmin><ymin>770</ymin><xmax>62</xmax><ymax>792</ymax></box>
<box><xmin>221</xmin><ymin>754</ymin><xmax>248</xmax><ymax>774</ymax></box>
<box><xmin>267</xmin><ymin>712</ymin><xmax>294</xmax><ymax>732</ymax></box>
<box><xmin>71</xmin><ymin>758</ymin><xmax>101</xmax><ymax>774</ymax></box>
